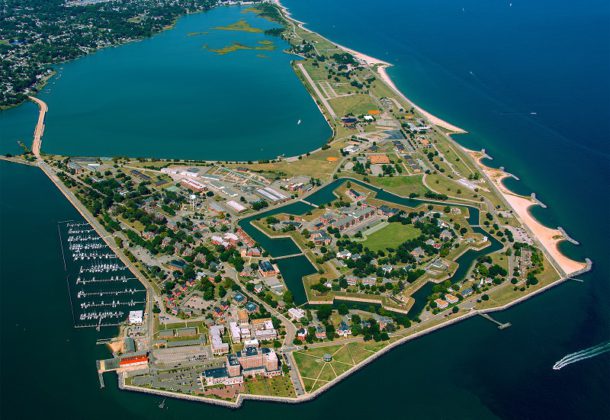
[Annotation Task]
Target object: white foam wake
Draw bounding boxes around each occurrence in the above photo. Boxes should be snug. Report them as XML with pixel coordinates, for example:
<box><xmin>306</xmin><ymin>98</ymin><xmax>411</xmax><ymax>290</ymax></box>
<box><xmin>552</xmin><ymin>341</ymin><xmax>610</xmax><ymax>370</ymax></box>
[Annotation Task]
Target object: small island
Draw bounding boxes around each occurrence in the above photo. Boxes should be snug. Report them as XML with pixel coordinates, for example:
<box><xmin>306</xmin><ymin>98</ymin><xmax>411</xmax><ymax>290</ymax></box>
<box><xmin>1</xmin><ymin>0</ymin><xmax>591</xmax><ymax>409</ymax></box>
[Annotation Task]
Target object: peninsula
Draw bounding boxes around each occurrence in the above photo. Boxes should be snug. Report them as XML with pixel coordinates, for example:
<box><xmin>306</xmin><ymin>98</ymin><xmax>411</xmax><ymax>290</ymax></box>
<box><xmin>2</xmin><ymin>0</ymin><xmax>591</xmax><ymax>408</ymax></box>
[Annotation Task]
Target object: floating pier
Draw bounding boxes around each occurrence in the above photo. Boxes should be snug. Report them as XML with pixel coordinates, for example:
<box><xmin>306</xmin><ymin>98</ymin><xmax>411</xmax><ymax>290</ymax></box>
<box><xmin>76</xmin><ymin>276</ymin><xmax>134</xmax><ymax>285</ymax></box>
<box><xmin>478</xmin><ymin>313</ymin><xmax>512</xmax><ymax>330</ymax></box>
<box><xmin>96</xmin><ymin>361</ymin><xmax>105</xmax><ymax>388</ymax></box>
<box><xmin>77</xmin><ymin>288</ymin><xmax>143</xmax><ymax>298</ymax></box>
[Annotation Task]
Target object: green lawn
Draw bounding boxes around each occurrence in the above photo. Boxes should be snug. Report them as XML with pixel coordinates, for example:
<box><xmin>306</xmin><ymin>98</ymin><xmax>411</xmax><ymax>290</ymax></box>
<box><xmin>244</xmin><ymin>375</ymin><xmax>295</xmax><ymax>397</ymax></box>
<box><xmin>362</xmin><ymin>222</ymin><xmax>421</xmax><ymax>251</ymax></box>
<box><xmin>293</xmin><ymin>351</ymin><xmax>325</xmax><ymax>382</ymax></box>
<box><xmin>328</xmin><ymin>94</ymin><xmax>377</xmax><ymax>116</ymax></box>
<box><xmin>369</xmin><ymin>174</ymin><xmax>429</xmax><ymax>196</ymax></box>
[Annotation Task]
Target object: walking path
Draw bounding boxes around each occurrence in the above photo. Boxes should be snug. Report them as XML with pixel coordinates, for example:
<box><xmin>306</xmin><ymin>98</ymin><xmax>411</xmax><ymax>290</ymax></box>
<box><xmin>273</xmin><ymin>252</ymin><xmax>305</xmax><ymax>260</ymax></box>
<box><xmin>28</xmin><ymin>95</ymin><xmax>47</xmax><ymax>158</ymax></box>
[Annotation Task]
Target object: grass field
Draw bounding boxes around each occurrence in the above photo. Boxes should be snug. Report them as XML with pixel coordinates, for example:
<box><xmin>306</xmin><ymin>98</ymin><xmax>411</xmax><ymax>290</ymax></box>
<box><xmin>369</xmin><ymin>174</ymin><xmax>429</xmax><ymax>196</ymax></box>
<box><xmin>362</xmin><ymin>222</ymin><xmax>421</xmax><ymax>251</ymax></box>
<box><xmin>293</xmin><ymin>340</ymin><xmax>391</xmax><ymax>393</ymax></box>
<box><xmin>228</xmin><ymin>137</ymin><xmax>345</xmax><ymax>180</ymax></box>
<box><xmin>477</xmin><ymin>258</ymin><xmax>560</xmax><ymax>310</ymax></box>
<box><xmin>244</xmin><ymin>375</ymin><xmax>295</xmax><ymax>397</ymax></box>
<box><xmin>328</xmin><ymin>94</ymin><xmax>378</xmax><ymax>116</ymax></box>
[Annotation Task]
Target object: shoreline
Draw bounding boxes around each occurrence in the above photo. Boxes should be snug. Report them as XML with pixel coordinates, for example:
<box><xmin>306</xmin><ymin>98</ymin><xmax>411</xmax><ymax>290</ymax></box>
<box><xmin>301</xmin><ymin>0</ymin><xmax>593</xmax><ymax>282</ymax></box>
<box><xmin>11</xmin><ymin>0</ymin><xmax>465</xmax><ymax>163</ymax></box>
<box><xmin>273</xmin><ymin>0</ymin><xmax>467</xmax><ymax>134</ymax></box>
<box><xmin>465</xmin><ymin>148</ymin><xmax>588</xmax><ymax>277</ymax></box>
<box><xmin>119</xmin><ymin>252</ymin><xmax>591</xmax><ymax>408</ymax></box>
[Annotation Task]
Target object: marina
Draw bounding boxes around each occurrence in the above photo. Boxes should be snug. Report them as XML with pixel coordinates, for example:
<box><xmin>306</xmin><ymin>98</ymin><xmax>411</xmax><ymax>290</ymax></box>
<box><xmin>58</xmin><ymin>220</ymin><xmax>146</xmax><ymax>328</ymax></box>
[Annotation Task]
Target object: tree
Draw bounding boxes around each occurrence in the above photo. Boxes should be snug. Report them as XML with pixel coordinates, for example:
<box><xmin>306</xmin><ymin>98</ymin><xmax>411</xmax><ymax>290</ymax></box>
<box><xmin>283</xmin><ymin>290</ymin><xmax>294</xmax><ymax>304</ymax></box>
<box><xmin>317</xmin><ymin>306</ymin><xmax>332</xmax><ymax>323</ymax></box>
<box><xmin>183</xmin><ymin>265</ymin><xmax>195</xmax><ymax>281</ymax></box>
<box><xmin>526</xmin><ymin>273</ymin><xmax>539</xmax><ymax>286</ymax></box>
<box><xmin>338</xmin><ymin>304</ymin><xmax>349</xmax><ymax>315</ymax></box>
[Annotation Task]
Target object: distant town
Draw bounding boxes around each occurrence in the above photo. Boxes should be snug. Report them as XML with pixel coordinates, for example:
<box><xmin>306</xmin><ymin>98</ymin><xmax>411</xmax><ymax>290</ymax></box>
<box><xmin>1</xmin><ymin>0</ymin><xmax>590</xmax><ymax>408</ymax></box>
<box><xmin>0</xmin><ymin>0</ymin><xmax>222</xmax><ymax>108</ymax></box>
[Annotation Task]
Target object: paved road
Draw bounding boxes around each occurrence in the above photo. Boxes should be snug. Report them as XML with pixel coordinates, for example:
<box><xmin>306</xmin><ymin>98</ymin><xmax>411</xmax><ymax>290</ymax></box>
<box><xmin>225</xmin><ymin>267</ymin><xmax>298</xmax><ymax>345</ymax></box>
<box><xmin>297</xmin><ymin>62</ymin><xmax>337</xmax><ymax>119</ymax></box>
<box><xmin>225</xmin><ymin>266</ymin><xmax>306</xmax><ymax>394</ymax></box>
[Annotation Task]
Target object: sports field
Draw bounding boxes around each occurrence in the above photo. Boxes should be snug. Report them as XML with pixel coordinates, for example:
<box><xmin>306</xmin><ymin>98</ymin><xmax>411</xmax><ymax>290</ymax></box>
<box><xmin>362</xmin><ymin>222</ymin><xmax>421</xmax><ymax>251</ymax></box>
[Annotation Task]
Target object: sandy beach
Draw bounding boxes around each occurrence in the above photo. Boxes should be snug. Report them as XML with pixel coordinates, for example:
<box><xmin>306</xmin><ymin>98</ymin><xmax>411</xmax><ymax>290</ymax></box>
<box><xmin>107</xmin><ymin>340</ymin><xmax>124</xmax><ymax>353</ymax></box>
<box><xmin>375</xmin><ymin>65</ymin><xmax>466</xmax><ymax>133</ymax></box>
<box><xmin>468</xmin><ymin>150</ymin><xmax>587</xmax><ymax>277</ymax></box>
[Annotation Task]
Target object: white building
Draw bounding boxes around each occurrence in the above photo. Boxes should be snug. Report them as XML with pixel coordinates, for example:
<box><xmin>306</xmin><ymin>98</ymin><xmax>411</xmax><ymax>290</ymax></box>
<box><xmin>128</xmin><ymin>310</ymin><xmax>143</xmax><ymax>325</ymax></box>
<box><xmin>229</xmin><ymin>322</ymin><xmax>241</xmax><ymax>343</ymax></box>
<box><xmin>226</xmin><ymin>200</ymin><xmax>246</xmax><ymax>213</ymax></box>
<box><xmin>210</xmin><ymin>325</ymin><xmax>229</xmax><ymax>355</ymax></box>
<box><xmin>288</xmin><ymin>307</ymin><xmax>306</xmax><ymax>321</ymax></box>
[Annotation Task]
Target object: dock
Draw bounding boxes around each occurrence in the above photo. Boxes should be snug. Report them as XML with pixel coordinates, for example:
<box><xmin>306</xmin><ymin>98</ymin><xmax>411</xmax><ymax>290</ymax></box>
<box><xmin>478</xmin><ymin>313</ymin><xmax>512</xmax><ymax>330</ymax></box>
<box><xmin>96</xmin><ymin>360</ymin><xmax>106</xmax><ymax>389</ymax></box>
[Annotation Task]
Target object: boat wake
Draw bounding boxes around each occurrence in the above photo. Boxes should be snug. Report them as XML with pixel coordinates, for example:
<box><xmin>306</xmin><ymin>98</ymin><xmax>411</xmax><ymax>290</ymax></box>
<box><xmin>552</xmin><ymin>341</ymin><xmax>610</xmax><ymax>370</ymax></box>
